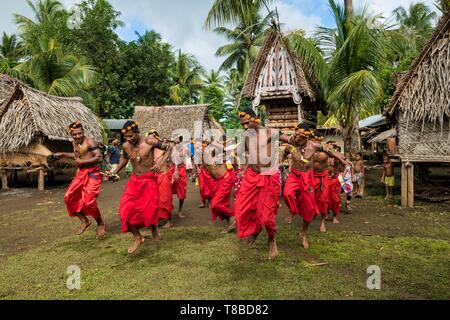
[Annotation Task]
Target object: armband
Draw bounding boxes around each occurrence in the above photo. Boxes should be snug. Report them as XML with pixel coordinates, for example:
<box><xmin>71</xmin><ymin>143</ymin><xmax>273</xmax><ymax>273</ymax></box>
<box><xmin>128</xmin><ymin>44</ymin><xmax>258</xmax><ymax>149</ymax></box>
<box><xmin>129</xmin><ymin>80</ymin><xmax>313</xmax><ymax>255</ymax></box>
<box><xmin>156</xmin><ymin>141</ymin><xmax>168</xmax><ymax>150</ymax></box>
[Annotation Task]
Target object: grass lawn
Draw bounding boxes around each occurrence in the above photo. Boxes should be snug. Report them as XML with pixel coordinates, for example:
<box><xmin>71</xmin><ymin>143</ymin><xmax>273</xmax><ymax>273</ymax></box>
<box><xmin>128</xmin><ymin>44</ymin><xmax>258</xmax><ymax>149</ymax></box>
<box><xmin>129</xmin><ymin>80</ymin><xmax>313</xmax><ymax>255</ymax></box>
<box><xmin>1</xmin><ymin>215</ymin><xmax>449</xmax><ymax>300</ymax></box>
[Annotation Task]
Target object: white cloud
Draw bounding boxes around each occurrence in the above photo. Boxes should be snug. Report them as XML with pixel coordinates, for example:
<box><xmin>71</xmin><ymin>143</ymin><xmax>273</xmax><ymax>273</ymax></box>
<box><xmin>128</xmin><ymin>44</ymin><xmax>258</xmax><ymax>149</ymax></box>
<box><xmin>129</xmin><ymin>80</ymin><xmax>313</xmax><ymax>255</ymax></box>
<box><xmin>270</xmin><ymin>0</ymin><xmax>324</xmax><ymax>35</ymax></box>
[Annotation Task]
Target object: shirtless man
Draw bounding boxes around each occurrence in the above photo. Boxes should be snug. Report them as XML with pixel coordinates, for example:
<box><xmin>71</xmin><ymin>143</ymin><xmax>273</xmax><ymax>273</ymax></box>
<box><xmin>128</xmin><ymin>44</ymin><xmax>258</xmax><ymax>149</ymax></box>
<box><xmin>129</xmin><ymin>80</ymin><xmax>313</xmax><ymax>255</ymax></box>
<box><xmin>148</xmin><ymin>130</ymin><xmax>174</xmax><ymax>230</ymax></box>
<box><xmin>283</xmin><ymin>127</ymin><xmax>348</xmax><ymax>249</ymax></box>
<box><xmin>325</xmin><ymin>141</ymin><xmax>344</xmax><ymax>225</ymax></box>
<box><xmin>169</xmin><ymin>136</ymin><xmax>188</xmax><ymax>218</ymax></box>
<box><xmin>202</xmin><ymin>140</ymin><xmax>236</xmax><ymax>232</ymax></box>
<box><xmin>109</xmin><ymin>121</ymin><xmax>171</xmax><ymax>254</ymax></box>
<box><xmin>196</xmin><ymin>142</ymin><xmax>215</xmax><ymax>209</ymax></box>
<box><xmin>55</xmin><ymin>121</ymin><xmax>106</xmax><ymax>239</ymax></box>
<box><xmin>234</xmin><ymin>108</ymin><xmax>306</xmax><ymax>260</ymax></box>
<box><xmin>381</xmin><ymin>155</ymin><xmax>395</xmax><ymax>200</ymax></box>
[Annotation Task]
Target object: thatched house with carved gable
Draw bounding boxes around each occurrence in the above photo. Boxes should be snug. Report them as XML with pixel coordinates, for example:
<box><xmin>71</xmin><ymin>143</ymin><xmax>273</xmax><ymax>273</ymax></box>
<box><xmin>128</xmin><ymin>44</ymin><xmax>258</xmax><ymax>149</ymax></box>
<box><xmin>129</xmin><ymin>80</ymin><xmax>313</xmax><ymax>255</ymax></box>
<box><xmin>242</xmin><ymin>30</ymin><xmax>326</xmax><ymax>135</ymax></box>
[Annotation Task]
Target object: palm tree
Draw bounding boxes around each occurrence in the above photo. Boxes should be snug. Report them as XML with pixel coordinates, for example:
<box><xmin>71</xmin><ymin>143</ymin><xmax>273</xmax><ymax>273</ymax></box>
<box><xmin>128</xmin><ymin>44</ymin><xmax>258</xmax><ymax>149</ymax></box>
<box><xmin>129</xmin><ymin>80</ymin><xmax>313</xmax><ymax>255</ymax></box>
<box><xmin>170</xmin><ymin>50</ymin><xmax>205</xmax><ymax>104</ymax></box>
<box><xmin>0</xmin><ymin>33</ymin><xmax>26</xmax><ymax>80</ymax></box>
<box><xmin>214</xmin><ymin>7</ymin><xmax>273</xmax><ymax>75</ymax></box>
<box><xmin>14</xmin><ymin>0</ymin><xmax>64</xmax><ymax>32</ymax></box>
<box><xmin>292</xmin><ymin>0</ymin><xmax>386</xmax><ymax>153</ymax></box>
<box><xmin>0</xmin><ymin>33</ymin><xmax>24</xmax><ymax>62</ymax></box>
<box><xmin>205</xmin><ymin>0</ymin><xmax>277</xmax><ymax>30</ymax></box>
<box><xmin>204</xmin><ymin>69</ymin><xmax>224</xmax><ymax>88</ymax></box>
<box><xmin>17</xmin><ymin>36</ymin><xmax>96</xmax><ymax>97</ymax></box>
<box><xmin>392</xmin><ymin>2</ymin><xmax>437</xmax><ymax>51</ymax></box>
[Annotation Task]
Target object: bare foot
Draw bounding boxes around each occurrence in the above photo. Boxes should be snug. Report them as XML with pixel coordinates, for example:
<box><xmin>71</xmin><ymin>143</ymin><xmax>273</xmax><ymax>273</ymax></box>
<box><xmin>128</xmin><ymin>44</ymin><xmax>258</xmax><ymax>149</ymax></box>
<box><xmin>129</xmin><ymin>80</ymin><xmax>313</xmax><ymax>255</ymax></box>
<box><xmin>300</xmin><ymin>233</ymin><xmax>309</xmax><ymax>249</ymax></box>
<box><xmin>268</xmin><ymin>239</ymin><xmax>278</xmax><ymax>260</ymax></box>
<box><xmin>247</xmin><ymin>234</ymin><xmax>258</xmax><ymax>246</ymax></box>
<box><xmin>76</xmin><ymin>220</ymin><xmax>92</xmax><ymax>235</ymax></box>
<box><xmin>225</xmin><ymin>217</ymin><xmax>236</xmax><ymax>233</ymax></box>
<box><xmin>128</xmin><ymin>236</ymin><xmax>145</xmax><ymax>254</ymax></box>
<box><xmin>151</xmin><ymin>229</ymin><xmax>161</xmax><ymax>241</ymax></box>
<box><xmin>333</xmin><ymin>217</ymin><xmax>340</xmax><ymax>224</ymax></box>
<box><xmin>320</xmin><ymin>220</ymin><xmax>327</xmax><ymax>233</ymax></box>
<box><xmin>162</xmin><ymin>221</ymin><xmax>174</xmax><ymax>229</ymax></box>
<box><xmin>198</xmin><ymin>203</ymin><xmax>206</xmax><ymax>208</ymax></box>
<box><xmin>178</xmin><ymin>211</ymin><xmax>186</xmax><ymax>219</ymax></box>
<box><xmin>96</xmin><ymin>224</ymin><xmax>106</xmax><ymax>239</ymax></box>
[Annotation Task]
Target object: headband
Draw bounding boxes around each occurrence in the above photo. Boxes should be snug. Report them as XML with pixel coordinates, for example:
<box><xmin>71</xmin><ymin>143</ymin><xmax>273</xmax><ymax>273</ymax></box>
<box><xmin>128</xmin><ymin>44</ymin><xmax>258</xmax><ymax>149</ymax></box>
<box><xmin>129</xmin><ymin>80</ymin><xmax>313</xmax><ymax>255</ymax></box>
<box><xmin>121</xmin><ymin>121</ymin><xmax>139</xmax><ymax>134</ymax></box>
<box><xmin>147</xmin><ymin>129</ymin><xmax>160</xmax><ymax>139</ymax></box>
<box><xmin>68</xmin><ymin>121</ymin><xmax>82</xmax><ymax>134</ymax></box>
<box><xmin>238</xmin><ymin>111</ymin><xmax>261</xmax><ymax>124</ymax></box>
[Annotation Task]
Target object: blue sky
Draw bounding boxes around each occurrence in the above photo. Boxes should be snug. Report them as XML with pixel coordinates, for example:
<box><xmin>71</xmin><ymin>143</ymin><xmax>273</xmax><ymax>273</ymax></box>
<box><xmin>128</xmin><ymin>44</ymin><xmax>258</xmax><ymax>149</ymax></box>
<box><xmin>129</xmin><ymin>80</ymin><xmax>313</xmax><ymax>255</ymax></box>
<box><xmin>0</xmin><ymin>0</ymin><xmax>439</xmax><ymax>70</ymax></box>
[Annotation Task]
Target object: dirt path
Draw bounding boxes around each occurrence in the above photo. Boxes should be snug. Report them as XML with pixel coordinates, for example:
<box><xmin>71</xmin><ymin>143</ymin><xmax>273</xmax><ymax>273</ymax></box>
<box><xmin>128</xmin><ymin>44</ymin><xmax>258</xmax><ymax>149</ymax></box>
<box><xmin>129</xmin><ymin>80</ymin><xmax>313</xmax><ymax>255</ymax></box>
<box><xmin>1</xmin><ymin>169</ymin><xmax>449</xmax><ymax>260</ymax></box>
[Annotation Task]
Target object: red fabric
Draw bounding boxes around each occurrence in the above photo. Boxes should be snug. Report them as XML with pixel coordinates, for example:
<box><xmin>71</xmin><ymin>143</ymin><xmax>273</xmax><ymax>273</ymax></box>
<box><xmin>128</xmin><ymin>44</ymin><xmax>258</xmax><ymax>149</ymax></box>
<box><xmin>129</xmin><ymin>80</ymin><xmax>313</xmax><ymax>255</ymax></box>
<box><xmin>157</xmin><ymin>172</ymin><xmax>173</xmax><ymax>221</ymax></box>
<box><xmin>313</xmin><ymin>170</ymin><xmax>330</xmax><ymax>216</ymax></box>
<box><xmin>64</xmin><ymin>167</ymin><xmax>102</xmax><ymax>220</ymax></box>
<box><xmin>283</xmin><ymin>169</ymin><xmax>319</xmax><ymax>223</ymax></box>
<box><xmin>329</xmin><ymin>174</ymin><xmax>342</xmax><ymax>216</ymax></box>
<box><xmin>199</xmin><ymin>167</ymin><xmax>217</xmax><ymax>202</ymax></box>
<box><xmin>233</xmin><ymin>168</ymin><xmax>245</xmax><ymax>199</ymax></box>
<box><xmin>210</xmin><ymin>169</ymin><xmax>235</xmax><ymax>221</ymax></box>
<box><xmin>119</xmin><ymin>172</ymin><xmax>159</xmax><ymax>233</ymax></box>
<box><xmin>234</xmin><ymin>168</ymin><xmax>281</xmax><ymax>239</ymax></box>
<box><xmin>169</xmin><ymin>164</ymin><xmax>187</xmax><ymax>200</ymax></box>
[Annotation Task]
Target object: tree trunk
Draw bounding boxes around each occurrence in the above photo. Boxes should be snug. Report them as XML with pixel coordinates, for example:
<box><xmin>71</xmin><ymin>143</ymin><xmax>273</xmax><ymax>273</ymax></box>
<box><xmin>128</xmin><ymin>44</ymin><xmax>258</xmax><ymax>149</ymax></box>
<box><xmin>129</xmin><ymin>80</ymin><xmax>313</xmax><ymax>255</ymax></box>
<box><xmin>345</xmin><ymin>0</ymin><xmax>354</xmax><ymax>18</ymax></box>
<box><xmin>343</xmin><ymin>126</ymin><xmax>353</xmax><ymax>158</ymax></box>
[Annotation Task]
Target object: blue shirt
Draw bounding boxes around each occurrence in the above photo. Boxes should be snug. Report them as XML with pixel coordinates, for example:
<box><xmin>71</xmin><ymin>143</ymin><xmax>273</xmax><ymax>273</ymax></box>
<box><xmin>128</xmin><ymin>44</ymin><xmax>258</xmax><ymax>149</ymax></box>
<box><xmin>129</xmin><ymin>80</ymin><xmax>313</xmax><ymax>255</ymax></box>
<box><xmin>108</xmin><ymin>145</ymin><xmax>120</xmax><ymax>164</ymax></box>
<box><xmin>187</xmin><ymin>143</ymin><xmax>195</xmax><ymax>157</ymax></box>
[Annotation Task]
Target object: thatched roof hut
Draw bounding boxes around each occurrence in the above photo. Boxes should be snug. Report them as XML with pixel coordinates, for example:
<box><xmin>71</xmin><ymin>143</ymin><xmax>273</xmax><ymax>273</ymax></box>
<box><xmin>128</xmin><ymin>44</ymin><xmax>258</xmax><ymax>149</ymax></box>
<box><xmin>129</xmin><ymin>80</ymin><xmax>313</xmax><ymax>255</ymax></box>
<box><xmin>384</xmin><ymin>11</ymin><xmax>450</xmax><ymax>207</ymax></box>
<box><xmin>133</xmin><ymin>104</ymin><xmax>223</xmax><ymax>141</ymax></box>
<box><xmin>0</xmin><ymin>74</ymin><xmax>102</xmax><ymax>190</ymax></box>
<box><xmin>242</xmin><ymin>30</ymin><xmax>325</xmax><ymax>133</ymax></box>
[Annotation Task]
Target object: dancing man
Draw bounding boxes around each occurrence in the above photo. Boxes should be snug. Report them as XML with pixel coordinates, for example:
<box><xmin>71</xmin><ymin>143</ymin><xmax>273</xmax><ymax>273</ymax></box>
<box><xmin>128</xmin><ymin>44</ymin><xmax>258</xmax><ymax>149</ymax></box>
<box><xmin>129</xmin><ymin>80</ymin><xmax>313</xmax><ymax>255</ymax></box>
<box><xmin>148</xmin><ymin>130</ymin><xmax>174</xmax><ymax>229</ymax></box>
<box><xmin>109</xmin><ymin>121</ymin><xmax>171</xmax><ymax>254</ymax></box>
<box><xmin>202</xmin><ymin>140</ymin><xmax>236</xmax><ymax>232</ymax></box>
<box><xmin>234</xmin><ymin>108</ymin><xmax>305</xmax><ymax>260</ymax></box>
<box><xmin>169</xmin><ymin>136</ymin><xmax>188</xmax><ymax>218</ymax></box>
<box><xmin>283</xmin><ymin>125</ymin><xmax>348</xmax><ymax>249</ymax></box>
<box><xmin>55</xmin><ymin>121</ymin><xmax>106</xmax><ymax>239</ymax></box>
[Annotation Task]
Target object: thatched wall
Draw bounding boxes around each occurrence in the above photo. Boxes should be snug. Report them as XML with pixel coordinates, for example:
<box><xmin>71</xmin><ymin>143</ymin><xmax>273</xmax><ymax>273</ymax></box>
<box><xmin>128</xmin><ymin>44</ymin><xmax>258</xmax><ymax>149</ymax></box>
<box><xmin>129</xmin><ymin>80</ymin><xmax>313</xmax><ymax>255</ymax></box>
<box><xmin>385</xmin><ymin>12</ymin><xmax>450</xmax><ymax>162</ymax></box>
<box><xmin>0</xmin><ymin>75</ymin><xmax>103</xmax><ymax>155</ymax></box>
<box><xmin>134</xmin><ymin>105</ymin><xmax>220</xmax><ymax>140</ymax></box>
<box><xmin>397</xmin><ymin>114</ymin><xmax>450</xmax><ymax>161</ymax></box>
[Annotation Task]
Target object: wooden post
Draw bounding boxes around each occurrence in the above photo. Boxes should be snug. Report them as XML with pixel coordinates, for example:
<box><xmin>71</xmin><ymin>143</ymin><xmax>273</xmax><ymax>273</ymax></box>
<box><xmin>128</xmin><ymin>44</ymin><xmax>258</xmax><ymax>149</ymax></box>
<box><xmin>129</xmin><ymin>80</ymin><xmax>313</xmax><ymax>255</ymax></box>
<box><xmin>1</xmin><ymin>170</ymin><xmax>8</xmax><ymax>191</ymax></box>
<box><xmin>407</xmin><ymin>164</ymin><xmax>414</xmax><ymax>208</ymax></box>
<box><xmin>38</xmin><ymin>167</ymin><xmax>45</xmax><ymax>191</ymax></box>
<box><xmin>401</xmin><ymin>162</ymin><xmax>408</xmax><ymax>207</ymax></box>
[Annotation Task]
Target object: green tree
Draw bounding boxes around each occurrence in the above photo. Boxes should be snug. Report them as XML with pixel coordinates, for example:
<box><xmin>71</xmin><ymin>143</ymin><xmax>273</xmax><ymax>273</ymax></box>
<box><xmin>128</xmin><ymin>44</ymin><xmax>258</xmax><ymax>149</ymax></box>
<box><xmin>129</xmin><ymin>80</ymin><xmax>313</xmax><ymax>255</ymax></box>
<box><xmin>14</xmin><ymin>0</ymin><xmax>68</xmax><ymax>49</ymax></box>
<box><xmin>214</xmin><ymin>7</ymin><xmax>273</xmax><ymax>75</ymax></box>
<box><xmin>205</xmin><ymin>0</ymin><xmax>277</xmax><ymax>29</ymax></box>
<box><xmin>393</xmin><ymin>2</ymin><xmax>437</xmax><ymax>51</ymax></box>
<box><xmin>0</xmin><ymin>33</ymin><xmax>26</xmax><ymax>80</ymax></box>
<box><xmin>170</xmin><ymin>50</ymin><xmax>205</xmax><ymax>104</ymax></box>
<box><xmin>291</xmin><ymin>1</ymin><xmax>386</xmax><ymax>152</ymax></box>
<box><xmin>17</xmin><ymin>36</ymin><xmax>96</xmax><ymax>97</ymax></box>
<box><xmin>204</xmin><ymin>69</ymin><xmax>224</xmax><ymax>88</ymax></box>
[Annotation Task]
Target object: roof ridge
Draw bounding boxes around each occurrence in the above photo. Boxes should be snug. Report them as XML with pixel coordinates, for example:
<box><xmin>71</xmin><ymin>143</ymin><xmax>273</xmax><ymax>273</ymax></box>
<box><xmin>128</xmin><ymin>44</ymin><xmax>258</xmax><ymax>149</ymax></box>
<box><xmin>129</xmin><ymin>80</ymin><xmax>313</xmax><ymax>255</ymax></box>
<box><xmin>385</xmin><ymin>12</ymin><xmax>450</xmax><ymax>115</ymax></box>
